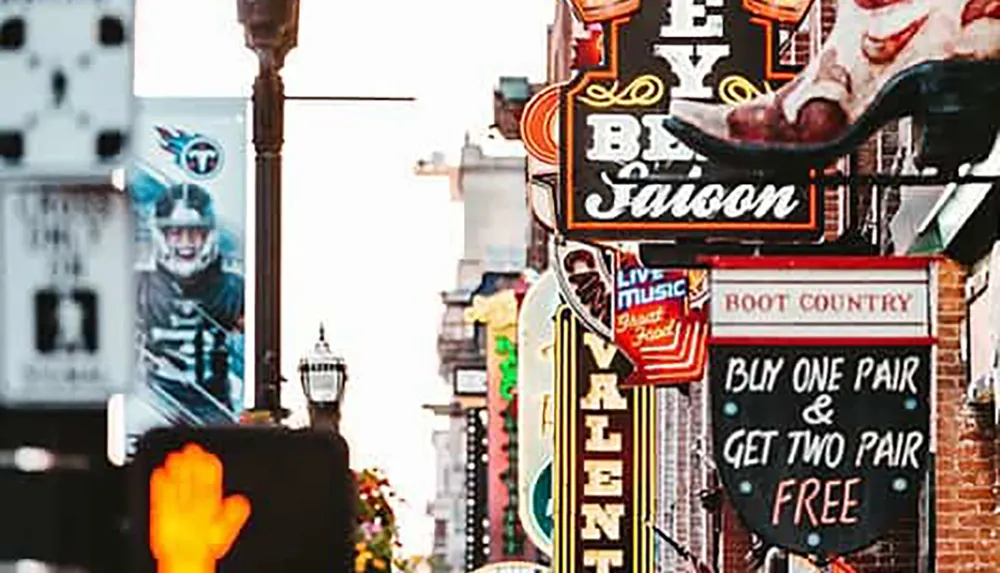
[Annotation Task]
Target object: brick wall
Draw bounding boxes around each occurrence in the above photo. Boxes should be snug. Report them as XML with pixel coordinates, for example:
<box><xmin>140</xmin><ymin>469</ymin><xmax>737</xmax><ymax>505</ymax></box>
<box><xmin>933</xmin><ymin>259</ymin><xmax>1000</xmax><ymax>572</ymax></box>
<box><xmin>849</xmin><ymin>513</ymin><xmax>920</xmax><ymax>572</ymax></box>
<box><xmin>721</xmin><ymin>498</ymin><xmax>753</xmax><ymax>572</ymax></box>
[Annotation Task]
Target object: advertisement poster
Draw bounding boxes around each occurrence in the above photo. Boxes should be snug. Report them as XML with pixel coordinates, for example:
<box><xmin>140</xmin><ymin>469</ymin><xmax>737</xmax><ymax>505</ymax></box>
<box><xmin>613</xmin><ymin>251</ymin><xmax>708</xmax><ymax>386</ymax></box>
<box><xmin>125</xmin><ymin>98</ymin><xmax>247</xmax><ymax>453</ymax></box>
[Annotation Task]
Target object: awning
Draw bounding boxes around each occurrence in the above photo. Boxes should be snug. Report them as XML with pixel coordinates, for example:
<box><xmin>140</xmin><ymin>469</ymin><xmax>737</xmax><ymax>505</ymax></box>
<box><xmin>908</xmin><ymin>134</ymin><xmax>1000</xmax><ymax>263</ymax></box>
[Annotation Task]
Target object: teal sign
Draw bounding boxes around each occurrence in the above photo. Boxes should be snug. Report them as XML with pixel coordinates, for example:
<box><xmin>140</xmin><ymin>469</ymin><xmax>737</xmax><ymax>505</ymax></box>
<box><xmin>530</xmin><ymin>459</ymin><xmax>553</xmax><ymax>544</ymax></box>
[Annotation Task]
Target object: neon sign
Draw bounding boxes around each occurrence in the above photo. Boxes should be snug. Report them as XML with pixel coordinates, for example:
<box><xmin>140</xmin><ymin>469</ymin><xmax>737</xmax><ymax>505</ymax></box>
<box><xmin>496</xmin><ymin>335</ymin><xmax>518</xmax><ymax>401</ymax></box>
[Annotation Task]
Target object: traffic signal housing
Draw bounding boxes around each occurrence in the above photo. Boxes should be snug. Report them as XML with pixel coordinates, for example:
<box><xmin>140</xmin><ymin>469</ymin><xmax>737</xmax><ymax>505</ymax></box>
<box><xmin>130</xmin><ymin>426</ymin><xmax>355</xmax><ymax>573</ymax></box>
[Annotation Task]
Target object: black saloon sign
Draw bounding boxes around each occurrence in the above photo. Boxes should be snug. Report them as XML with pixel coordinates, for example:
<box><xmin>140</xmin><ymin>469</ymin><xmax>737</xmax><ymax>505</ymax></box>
<box><xmin>705</xmin><ymin>256</ymin><xmax>934</xmax><ymax>558</ymax></box>
<box><xmin>559</xmin><ymin>0</ymin><xmax>820</xmax><ymax>240</ymax></box>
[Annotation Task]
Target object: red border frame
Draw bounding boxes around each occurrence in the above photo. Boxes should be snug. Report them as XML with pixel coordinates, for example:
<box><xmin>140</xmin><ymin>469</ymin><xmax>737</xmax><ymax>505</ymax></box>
<box><xmin>698</xmin><ymin>255</ymin><xmax>941</xmax><ymax>269</ymax></box>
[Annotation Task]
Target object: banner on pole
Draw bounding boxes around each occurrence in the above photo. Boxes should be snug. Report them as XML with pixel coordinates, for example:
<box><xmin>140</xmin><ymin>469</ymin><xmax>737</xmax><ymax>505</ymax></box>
<box><xmin>124</xmin><ymin>97</ymin><xmax>247</xmax><ymax>453</ymax></box>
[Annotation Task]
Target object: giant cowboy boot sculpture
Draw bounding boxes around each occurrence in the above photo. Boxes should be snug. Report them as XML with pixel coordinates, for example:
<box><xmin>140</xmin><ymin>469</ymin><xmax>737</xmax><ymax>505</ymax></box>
<box><xmin>663</xmin><ymin>0</ymin><xmax>1000</xmax><ymax>170</ymax></box>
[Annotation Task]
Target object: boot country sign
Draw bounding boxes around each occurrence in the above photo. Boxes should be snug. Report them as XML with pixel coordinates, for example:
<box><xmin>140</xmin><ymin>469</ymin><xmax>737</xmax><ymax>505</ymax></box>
<box><xmin>704</xmin><ymin>256</ymin><xmax>934</xmax><ymax>559</ymax></box>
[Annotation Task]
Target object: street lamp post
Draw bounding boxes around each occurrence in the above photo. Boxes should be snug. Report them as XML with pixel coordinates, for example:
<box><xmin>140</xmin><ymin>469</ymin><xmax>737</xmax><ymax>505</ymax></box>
<box><xmin>299</xmin><ymin>324</ymin><xmax>349</xmax><ymax>432</ymax></box>
<box><xmin>236</xmin><ymin>1</ymin><xmax>414</xmax><ymax>423</ymax></box>
<box><xmin>236</xmin><ymin>0</ymin><xmax>300</xmax><ymax>422</ymax></box>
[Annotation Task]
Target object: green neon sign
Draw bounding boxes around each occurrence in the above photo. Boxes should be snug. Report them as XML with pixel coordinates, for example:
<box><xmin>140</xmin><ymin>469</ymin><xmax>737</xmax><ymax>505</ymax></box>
<box><xmin>496</xmin><ymin>335</ymin><xmax>518</xmax><ymax>401</ymax></box>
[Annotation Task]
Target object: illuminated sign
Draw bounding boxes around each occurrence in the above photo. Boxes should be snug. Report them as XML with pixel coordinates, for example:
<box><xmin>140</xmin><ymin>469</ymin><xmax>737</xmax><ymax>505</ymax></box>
<box><xmin>552</xmin><ymin>239</ymin><xmax>614</xmax><ymax>341</ymax></box>
<box><xmin>613</xmin><ymin>252</ymin><xmax>708</xmax><ymax>386</ymax></box>
<box><xmin>706</xmin><ymin>257</ymin><xmax>933</xmax><ymax>557</ymax></box>
<box><xmin>466</xmin><ymin>291</ymin><xmax>529</xmax><ymax>559</ymax></box>
<box><xmin>495</xmin><ymin>332</ymin><xmax>523</xmax><ymax>554</ymax></box>
<box><xmin>131</xmin><ymin>427</ymin><xmax>353</xmax><ymax>573</ymax></box>
<box><xmin>469</xmin><ymin>561</ymin><xmax>550</xmax><ymax>573</ymax></box>
<box><xmin>465</xmin><ymin>408</ymin><xmax>490</xmax><ymax>572</ymax></box>
<box><xmin>517</xmin><ymin>270</ymin><xmax>560</xmax><ymax>555</ymax></box>
<box><xmin>559</xmin><ymin>0</ymin><xmax>821</xmax><ymax>241</ymax></box>
<box><xmin>149</xmin><ymin>443</ymin><xmax>250</xmax><ymax>573</ymax></box>
<box><xmin>521</xmin><ymin>83</ymin><xmax>561</xmax><ymax>166</ymax></box>
<box><xmin>553</xmin><ymin>306</ymin><xmax>656</xmax><ymax>573</ymax></box>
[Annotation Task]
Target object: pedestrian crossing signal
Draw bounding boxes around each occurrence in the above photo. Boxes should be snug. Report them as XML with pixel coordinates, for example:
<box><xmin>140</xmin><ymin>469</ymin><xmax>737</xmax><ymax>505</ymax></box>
<box><xmin>149</xmin><ymin>443</ymin><xmax>251</xmax><ymax>573</ymax></box>
<box><xmin>131</xmin><ymin>427</ymin><xmax>355</xmax><ymax>573</ymax></box>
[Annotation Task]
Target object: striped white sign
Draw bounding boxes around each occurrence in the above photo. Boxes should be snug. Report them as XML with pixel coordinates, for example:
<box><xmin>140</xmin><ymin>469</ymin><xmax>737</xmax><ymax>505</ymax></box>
<box><xmin>711</xmin><ymin>266</ymin><xmax>932</xmax><ymax>339</ymax></box>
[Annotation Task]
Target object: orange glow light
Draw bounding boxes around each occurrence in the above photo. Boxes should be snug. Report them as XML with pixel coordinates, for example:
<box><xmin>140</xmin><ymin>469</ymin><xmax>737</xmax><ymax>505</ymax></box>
<box><xmin>742</xmin><ymin>0</ymin><xmax>812</xmax><ymax>24</ymax></box>
<box><xmin>519</xmin><ymin>83</ymin><xmax>562</xmax><ymax>165</ymax></box>
<box><xmin>150</xmin><ymin>443</ymin><xmax>251</xmax><ymax>573</ymax></box>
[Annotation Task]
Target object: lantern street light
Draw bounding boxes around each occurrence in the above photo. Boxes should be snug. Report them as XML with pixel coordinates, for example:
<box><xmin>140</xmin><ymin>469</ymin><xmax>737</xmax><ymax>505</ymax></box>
<box><xmin>298</xmin><ymin>324</ymin><xmax>348</xmax><ymax>432</ymax></box>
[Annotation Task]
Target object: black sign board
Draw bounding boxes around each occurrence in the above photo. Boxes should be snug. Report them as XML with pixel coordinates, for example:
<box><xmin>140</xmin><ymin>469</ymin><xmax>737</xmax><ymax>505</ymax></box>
<box><xmin>710</xmin><ymin>343</ymin><xmax>930</xmax><ymax>557</ymax></box>
<box><xmin>559</xmin><ymin>0</ymin><xmax>821</xmax><ymax>241</ymax></box>
<box><xmin>553</xmin><ymin>306</ymin><xmax>656</xmax><ymax>573</ymax></box>
<box><xmin>130</xmin><ymin>427</ymin><xmax>354</xmax><ymax>573</ymax></box>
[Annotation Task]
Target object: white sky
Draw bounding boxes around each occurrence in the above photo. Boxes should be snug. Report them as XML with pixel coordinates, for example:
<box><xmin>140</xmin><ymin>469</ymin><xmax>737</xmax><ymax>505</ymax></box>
<box><xmin>134</xmin><ymin>0</ymin><xmax>552</xmax><ymax>557</ymax></box>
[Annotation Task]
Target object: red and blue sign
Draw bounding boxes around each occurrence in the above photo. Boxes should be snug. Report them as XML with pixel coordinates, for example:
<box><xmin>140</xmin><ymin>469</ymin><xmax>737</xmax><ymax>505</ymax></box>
<box><xmin>613</xmin><ymin>252</ymin><xmax>708</xmax><ymax>386</ymax></box>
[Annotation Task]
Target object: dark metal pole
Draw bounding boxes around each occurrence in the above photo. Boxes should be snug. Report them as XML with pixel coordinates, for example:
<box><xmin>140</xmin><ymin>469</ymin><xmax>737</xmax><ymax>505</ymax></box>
<box><xmin>237</xmin><ymin>0</ymin><xmax>300</xmax><ymax>421</ymax></box>
<box><xmin>253</xmin><ymin>60</ymin><xmax>285</xmax><ymax>420</ymax></box>
<box><xmin>237</xmin><ymin>3</ymin><xmax>414</xmax><ymax>424</ymax></box>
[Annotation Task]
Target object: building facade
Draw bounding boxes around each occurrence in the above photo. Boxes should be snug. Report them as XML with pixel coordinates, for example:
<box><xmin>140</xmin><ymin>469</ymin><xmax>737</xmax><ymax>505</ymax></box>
<box><xmin>423</xmin><ymin>132</ymin><xmax>539</xmax><ymax>569</ymax></box>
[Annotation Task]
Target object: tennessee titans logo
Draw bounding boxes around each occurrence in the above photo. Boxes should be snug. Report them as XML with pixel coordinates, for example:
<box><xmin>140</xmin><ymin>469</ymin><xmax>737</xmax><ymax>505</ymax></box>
<box><xmin>155</xmin><ymin>126</ymin><xmax>224</xmax><ymax>179</ymax></box>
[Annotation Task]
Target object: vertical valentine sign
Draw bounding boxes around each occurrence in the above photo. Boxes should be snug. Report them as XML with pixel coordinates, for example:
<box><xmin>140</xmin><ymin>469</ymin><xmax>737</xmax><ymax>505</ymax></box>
<box><xmin>613</xmin><ymin>251</ymin><xmax>708</xmax><ymax>386</ymax></box>
<box><xmin>705</xmin><ymin>256</ymin><xmax>934</xmax><ymax>559</ymax></box>
<box><xmin>552</xmin><ymin>306</ymin><xmax>656</xmax><ymax>573</ymax></box>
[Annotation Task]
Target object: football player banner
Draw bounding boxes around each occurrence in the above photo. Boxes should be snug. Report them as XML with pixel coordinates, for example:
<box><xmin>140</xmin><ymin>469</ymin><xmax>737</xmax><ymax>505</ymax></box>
<box><xmin>552</xmin><ymin>306</ymin><xmax>656</xmax><ymax>573</ymax></box>
<box><xmin>124</xmin><ymin>98</ymin><xmax>247</xmax><ymax>453</ymax></box>
<box><xmin>613</xmin><ymin>251</ymin><xmax>708</xmax><ymax>386</ymax></box>
<box><xmin>706</xmin><ymin>256</ymin><xmax>933</xmax><ymax>559</ymax></box>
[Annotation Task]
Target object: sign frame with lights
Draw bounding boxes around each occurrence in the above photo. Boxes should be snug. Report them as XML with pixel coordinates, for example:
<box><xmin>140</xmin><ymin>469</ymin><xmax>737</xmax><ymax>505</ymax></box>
<box><xmin>553</xmin><ymin>306</ymin><xmax>657</xmax><ymax>573</ymax></box>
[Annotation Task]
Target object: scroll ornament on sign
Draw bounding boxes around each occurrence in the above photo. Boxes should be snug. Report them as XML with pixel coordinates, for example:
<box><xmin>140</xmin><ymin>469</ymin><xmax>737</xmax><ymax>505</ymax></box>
<box><xmin>613</xmin><ymin>251</ymin><xmax>709</xmax><ymax>386</ymax></box>
<box><xmin>551</xmin><ymin>239</ymin><xmax>615</xmax><ymax>341</ymax></box>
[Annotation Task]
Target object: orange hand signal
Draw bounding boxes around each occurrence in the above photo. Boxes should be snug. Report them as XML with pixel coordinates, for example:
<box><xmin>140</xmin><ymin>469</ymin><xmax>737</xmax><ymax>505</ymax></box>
<box><xmin>150</xmin><ymin>443</ymin><xmax>251</xmax><ymax>573</ymax></box>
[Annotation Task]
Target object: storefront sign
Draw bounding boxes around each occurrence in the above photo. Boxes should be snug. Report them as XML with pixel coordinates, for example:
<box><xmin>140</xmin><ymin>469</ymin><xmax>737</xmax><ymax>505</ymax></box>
<box><xmin>552</xmin><ymin>239</ymin><xmax>614</xmax><ymax>340</ymax></box>
<box><xmin>465</xmin><ymin>408</ymin><xmax>490</xmax><ymax>571</ymax></box>
<box><xmin>527</xmin><ymin>159</ymin><xmax>558</xmax><ymax>232</ymax></box>
<box><xmin>706</xmin><ymin>256</ymin><xmax>934</xmax><ymax>558</ymax></box>
<box><xmin>521</xmin><ymin>83</ymin><xmax>561</xmax><ymax>166</ymax></box>
<box><xmin>466</xmin><ymin>291</ymin><xmax>527</xmax><ymax>559</ymax></box>
<box><xmin>454</xmin><ymin>367</ymin><xmax>488</xmax><ymax>396</ymax></box>
<box><xmin>517</xmin><ymin>271</ymin><xmax>560</xmax><ymax>555</ymax></box>
<box><xmin>529</xmin><ymin>459</ymin><xmax>554</xmax><ymax>549</ymax></box>
<box><xmin>614</xmin><ymin>252</ymin><xmax>708</xmax><ymax>386</ymax></box>
<box><xmin>470</xmin><ymin>562</ymin><xmax>550</xmax><ymax>573</ymax></box>
<box><xmin>559</xmin><ymin>0</ymin><xmax>819</xmax><ymax>241</ymax></box>
<box><xmin>553</xmin><ymin>306</ymin><xmax>656</xmax><ymax>573</ymax></box>
<box><xmin>708</xmin><ymin>257</ymin><xmax>931</xmax><ymax>340</ymax></box>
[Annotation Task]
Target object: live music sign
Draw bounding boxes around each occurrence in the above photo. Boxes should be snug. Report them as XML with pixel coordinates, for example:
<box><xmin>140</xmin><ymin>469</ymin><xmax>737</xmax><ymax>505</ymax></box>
<box><xmin>703</xmin><ymin>256</ymin><xmax>934</xmax><ymax>559</ymax></box>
